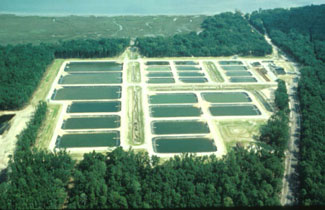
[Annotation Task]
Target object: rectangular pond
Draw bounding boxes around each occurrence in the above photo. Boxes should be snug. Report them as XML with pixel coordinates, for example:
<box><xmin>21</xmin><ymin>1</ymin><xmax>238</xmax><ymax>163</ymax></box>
<box><xmin>201</xmin><ymin>92</ymin><xmax>251</xmax><ymax>103</ymax></box>
<box><xmin>178</xmin><ymin>72</ymin><xmax>205</xmax><ymax>77</ymax></box>
<box><xmin>149</xmin><ymin>93</ymin><xmax>198</xmax><ymax>104</ymax></box>
<box><xmin>146</xmin><ymin>61</ymin><xmax>169</xmax><ymax>65</ymax></box>
<box><xmin>56</xmin><ymin>132</ymin><xmax>120</xmax><ymax>148</ymax></box>
<box><xmin>179</xmin><ymin>78</ymin><xmax>207</xmax><ymax>83</ymax></box>
<box><xmin>174</xmin><ymin>61</ymin><xmax>198</xmax><ymax>65</ymax></box>
<box><xmin>150</xmin><ymin>105</ymin><xmax>202</xmax><ymax>117</ymax></box>
<box><xmin>209</xmin><ymin>104</ymin><xmax>261</xmax><ymax>116</ymax></box>
<box><xmin>62</xmin><ymin>115</ymin><xmax>120</xmax><ymax>129</ymax></box>
<box><xmin>226</xmin><ymin>71</ymin><xmax>252</xmax><ymax>77</ymax></box>
<box><xmin>153</xmin><ymin>137</ymin><xmax>217</xmax><ymax>153</ymax></box>
<box><xmin>219</xmin><ymin>61</ymin><xmax>243</xmax><ymax>65</ymax></box>
<box><xmin>59</xmin><ymin>72</ymin><xmax>122</xmax><ymax>84</ymax></box>
<box><xmin>230</xmin><ymin>77</ymin><xmax>257</xmax><ymax>83</ymax></box>
<box><xmin>147</xmin><ymin>72</ymin><xmax>173</xmax><ymax>77</ymax></box>
<box><xmin>65</xmin><ymin>62</ymin><xmax>122</xmax><ymax>72</ymax></box>
<box><xmin>176</xmin><ymin>66</ymin><xmax>201</xmax><ymax>71</ymax></box>
<box><xmin>152</xmin><ymin>120</ymin><xmax>210</xmax><ymax>134</ymax></box>
<box><xmin>221</xmin><ymin>66</ymin><xmax>247</xmax><ymax>71</ymax></box>
<box><xmin>53</xmin><ymin>86</ymin><xmax>121</xmax><ymax>100</ymax></box>
<box><xmin>146</xmin><ymin>66</ymin><xmax>171</xmax><ymax>71</ymax></box>
<box><xmin>147</xmin><ymin>78</ymin><xmax>175</xmax><ymax>84</ymax></box>
<box><xmin>67</xmin><ymin>101</ymin><xmax>121</xmax><ymax>113</ymax></box>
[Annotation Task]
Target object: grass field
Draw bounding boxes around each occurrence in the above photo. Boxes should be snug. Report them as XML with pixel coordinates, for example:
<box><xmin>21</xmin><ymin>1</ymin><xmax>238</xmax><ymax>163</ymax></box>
<box><xmin>31</xmin><ymin>59</ymin><xmax>64</xmax><ymax>106</ymax></box>
<box><xmin>127</xmin><ymin>86</ymin><xmax>145</xmax><ymax>146</ymax></box>
<box><xmin>0</xmin><ymin>14</ymin><xmax>205</xmax><ymax>45</ymax></box>
<box><xmin>203</xmin><ymin>61</ymin><xmax>225</xmax><ymax>82</ymax></box>
<box><xmin>127</xmin><ymin>62</ymin><xmax>141</xmax><ymax>83</ymax></box>
<box><xmin>35</xmin><ymin>104</ymin><xmax>62</xmax><ymax>149</ymax></box>
<box><xmin>216</xmin><ymin>120</ymin><xmax>265</xmax><ymax>150</ymax></box>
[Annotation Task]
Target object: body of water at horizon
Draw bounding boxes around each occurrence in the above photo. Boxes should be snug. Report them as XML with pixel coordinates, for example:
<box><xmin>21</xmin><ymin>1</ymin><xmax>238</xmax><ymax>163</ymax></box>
<box><xmin>0</xmin><ymin>0</ymin><xmax>324</xmax><ymax>16</ymax></box>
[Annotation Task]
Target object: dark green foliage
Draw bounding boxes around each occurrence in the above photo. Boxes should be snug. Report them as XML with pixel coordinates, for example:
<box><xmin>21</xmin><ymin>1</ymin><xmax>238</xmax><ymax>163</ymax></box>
<box><xmin>259</xmin><ymin>80</ymin><xmax>289</xmax><ymax>157</ymax></box>
<box><xmin>68</xmin><ymin>147</ymin><xmax>283</xmax><ymax>208</ymax></box>
<box><xmin>0</xmin><ymin>150</ymin><xmax>74</xmax><ymax>209</ymax></box>
<box><xmin>298</xmin><ymin>64</ymin><xmax>325</xmax><ymax>205</ymax></box>
<box><xmin>250</xmin><ymin>4</ymin><xmax>325</xmax><ymax>205</ymax></box>
<box><xmin>54</xmin><ymin>38</ymin><xmax>129</xmax><ymax>58</ymax></box>
<box><xmin>0</xmin><ymin>102</ymin><xmax>75</xmax><ymax>209</ymax></box>
<box><xmin>274</xmin><ymin>79</ymin><xmax>289</xmax><ymax>112</ymax></box>
<box><xmin>250</xmin><ymin>5</ymin><xmax>325</xmax><ymax>65</ymax></box>
<box><xmin>259</xmin><ymin>111</ymin><xmax>289</xmax><ymax>157</ymax></box>
<box><xmin>0</xmin><ymin>38</ymin><xmax>129</xmax><ymax>110</ymax></box>
<box><xmin>136</xmin><ymin>12</ymin><xmax>272</xmax><ymax>57</ymax></box>
<box><xmin>0</xmin><ymin>45</ymin><xmax>54</xmax><ymax>110</ymax></box>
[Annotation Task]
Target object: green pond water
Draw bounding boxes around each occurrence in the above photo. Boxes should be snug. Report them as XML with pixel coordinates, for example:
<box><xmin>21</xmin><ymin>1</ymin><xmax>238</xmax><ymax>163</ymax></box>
<box><xmin>226</xmin><ymin>71</ymin><xmax>252</xmax><ymax>76</ymax></box>
<box><xmin>149</xmin><ymin>93</ymin><xmax>198</xmax><ymax>104</ymax></box>
<box><xmin>62</xmin><ymin>115</ymin><xmax>120</xmax><ymax>129</ymax></box>
<box><xmin>178</xmin><ymin>72</ymin><xmax>205</xmax><ymax>77</ymax></box>
<box><xmin>150</xmin><ymin>105</ymin><xmax>202</xmax><ymax>117</ymax></box>
<box><xmin>179</xmin><ymin>78</ymin><xmax>207</xmax><ymax>83</ymax></box>
<box><xmin>146</xmin><ymin>61</ymin><xmax>169</xmax><ymax>65</ymax></box>
<box><xmin>147</xmin><ymin>72</ymin><xmax>173</xmax><ymax>77</ymax></box>
<box><xmin>152</xmin><ymin>120</ymin><xmax>210</xmax><ymax>134</ymax></box>
<box><xmin>147</xmin><ymin>78</ymin><xmax>175</xmax><ymax>84</ymax></box>
<box><xmin>65</xmin><ymin>62</ymin><xmax>122</xmax><ymax>72</ymax></box>
<box><xmin>230</xmin><ymin>77</ymin><xmax>257</xmax><ymax>83</ymax></box>
<box><xmin>0</xmin><ymin>114</ymin><xmax>15</xmax><ymax>135</ymax></box>
<box><xmin>209</xmin><ymin>104</ymin><xmax>261</xmax><ymax>116</ymax></box>
<box><xmin>174</xmin><ymin>61</ymin><xmax>198</xmax><ymax>65</ymax></box>
<box><xmin>176</xmin><ymin>66</ymin><xmax>201</xmax><ymax>71</ymax></box>
<box><xmin>201</xmin><ymin>92</ymin><xmax>251</xmax><ymax>103</ymax></box>
<box><xmin>219</xmin><ymin>61</ymin><xmax>243</xmax><ymax>65</ymax></box>
<box><xmin>60</xmin><ymin>72</ymin><xmax>122</xmax><ymax>84</ymax></box>
<box><xmin>53</xmin><ymin>86</ymin><xmax>121</xmax><ymax>100</ymax></box>
<box><xmin>146</xmin><ymin>66</ymin><xmax>171</xmax><ymax>71</ymax></box>
<box><xmin>56</xmin><ymin>132</ymin><xmax>120</xmax><ymax>148</ymax></box>
<box><xmin>153</xmin><ymin>137</ymin><xmax>217</xmax><ymax>153</ymax></box>
<box><xmin>221</xmin><ymin>66</ymin><xmax>247</xmax><ymax>71</ymax></box>
<box><xmin>68</xmin><ymin>101</ymin><xmax>121</xmax><ymax>113</ymax></box>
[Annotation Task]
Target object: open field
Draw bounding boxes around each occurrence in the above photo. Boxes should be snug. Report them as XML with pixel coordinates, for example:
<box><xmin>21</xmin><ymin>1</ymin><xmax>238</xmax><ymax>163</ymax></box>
<box><xmin>0</xmin><ymin>14</ymin><xmax>205</xmax><ymax>45</ymax></box>
<box><xmin>203</xmin><ymin>61</ymin><xmax>224</xmax><ymax>82</ymax></box>
<box><xmin>127</xmin><ymin>86</ymin><xmax>145</xmax><ymax>146</ymax></box>
<box><xmin>35</xmin><ymin>104</ymin><xmax>62</xmax><ymax>149</ymax></box>
<box><xmin>217</xmin><ymin>120</ymin><xmax>265</xmax><ymax>150</ymax></box>
<box><xmin>127</xmin><ymin>62</ymin><xmax>141</xmax><ymax>83</ymax></box>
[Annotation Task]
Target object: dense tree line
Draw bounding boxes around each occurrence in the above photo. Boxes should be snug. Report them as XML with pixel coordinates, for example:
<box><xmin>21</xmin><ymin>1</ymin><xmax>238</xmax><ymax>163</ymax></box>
<box><xmin>259</xmin><ymin>79</ymin><xmax>290</xmax><ymax>158</ymax></box>
<box><xmin>0</xmin><ymin>38</ymin><xmax>129</xmax><ymax>110</ymax></box>
<box><xmin>250</xmin><ymin>4</ymin><xmax>325</xmax><ymax>205</ymax></box>
<box><xmin>67</xmin><ymin>148</ymin><xmax>283</xmax><ymax>208</ymax></box>
<box><xmin>0</xmin><ymin>102</ymin><xmax>75</xmax><ymax>209</ymax></box>
<box><xmin>0</xmin><ymin>44</ymin><xmax>54</xmax><ymax>110</ymax></box>
<box><xmin>136</xmin><ymin>12</ymin><xmax>272</xmax><ymax>57</ymax></box>
<box><xmin>53</xmin><ymin>38</ymin><xmax>129</xmax><ymax>58</ymax></box>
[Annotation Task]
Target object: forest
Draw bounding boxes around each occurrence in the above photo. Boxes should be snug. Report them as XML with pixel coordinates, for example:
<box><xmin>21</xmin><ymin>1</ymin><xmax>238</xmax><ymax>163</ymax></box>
<box><xmin>0</xmin><ymin>78</ymin><xmax>289</xmax><ymax>208</ymax></box>
<box><xmin>0</xmin><ymin>38</ymin><xmax>129</xmax><ymax>110</ymax></box>
<box><xmin>250</xmin><ymin>4</ymin><xmax>325</xmax><ymax>205</ymax></box>
<box><xmin>136</xmin><ymin>12</ymin><xmax>272</xmax><ymax>57</ymax></box>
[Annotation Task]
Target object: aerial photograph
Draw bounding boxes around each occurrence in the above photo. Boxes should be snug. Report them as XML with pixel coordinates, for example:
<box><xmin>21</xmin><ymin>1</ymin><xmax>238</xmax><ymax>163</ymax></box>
<box><xmin>0</xmin><ymin>0</ymin><xmax>324</xmax><ymax>208</ymax></box>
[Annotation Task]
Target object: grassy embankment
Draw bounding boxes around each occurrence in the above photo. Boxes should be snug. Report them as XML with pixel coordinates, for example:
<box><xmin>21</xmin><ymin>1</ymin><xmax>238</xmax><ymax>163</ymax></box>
<box><xmin>127</xmin><ymin>86</ymin><xmax>145</xmax><ymax>146</ymax></box>
<box><xmin>34</xmin><ymin>59</ymin><xmax>64</xmax><ymax>149</ymax></box>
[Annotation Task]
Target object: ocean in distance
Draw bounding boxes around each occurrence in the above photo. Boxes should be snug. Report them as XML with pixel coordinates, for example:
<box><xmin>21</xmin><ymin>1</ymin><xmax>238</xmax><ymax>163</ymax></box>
<box><xmin>1</xmin><ymin>0</ymin><xmax>324</xmax><ymax>16</ymax></box>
